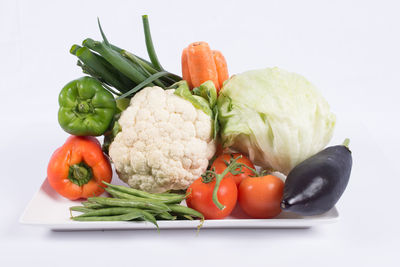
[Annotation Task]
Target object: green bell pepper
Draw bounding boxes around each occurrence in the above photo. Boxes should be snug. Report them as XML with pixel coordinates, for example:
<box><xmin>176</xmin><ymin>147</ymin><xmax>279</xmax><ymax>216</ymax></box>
<box><xmin>58</xmin><ymin>76</ymin><xmax>116</xmax><ymax>136</ymax></box>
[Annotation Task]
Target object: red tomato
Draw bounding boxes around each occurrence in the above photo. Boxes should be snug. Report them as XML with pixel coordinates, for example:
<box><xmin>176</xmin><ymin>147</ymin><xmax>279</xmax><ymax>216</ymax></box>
<box><xmin>211</xmin><ymin>153</ymin><xmax>255</xmax><ymax>187</ymax></box>
<box><xmin>186</xmin><ymin>177</ymin><xmax>237</xmax><ymax>219</ymax></box>
<box><xmin>238</xmin><ymin>175</ymin><xmax>284</xmax><ymax>219</ymax></box>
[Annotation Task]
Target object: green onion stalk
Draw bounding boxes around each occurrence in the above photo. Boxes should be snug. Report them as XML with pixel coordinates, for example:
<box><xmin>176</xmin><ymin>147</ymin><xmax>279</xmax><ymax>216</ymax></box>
<box><xmin>70</xmin><ymin>15</ymin><xmax>181</xmax><ymax>100</ymax></box>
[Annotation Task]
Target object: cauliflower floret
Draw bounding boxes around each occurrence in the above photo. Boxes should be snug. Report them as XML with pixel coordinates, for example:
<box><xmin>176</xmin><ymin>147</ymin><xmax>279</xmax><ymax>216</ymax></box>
<box><xmin>109</xmin><ymin>86</ymin><xmax>216</xmax><ymax>193</ymax></box>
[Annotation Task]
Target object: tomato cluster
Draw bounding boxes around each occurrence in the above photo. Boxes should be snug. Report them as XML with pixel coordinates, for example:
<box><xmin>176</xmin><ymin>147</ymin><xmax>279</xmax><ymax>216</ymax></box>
<box><xmin>186</xmin><ymin>153</ymin><xmax>284</xmax><ymax>219</ymax></box>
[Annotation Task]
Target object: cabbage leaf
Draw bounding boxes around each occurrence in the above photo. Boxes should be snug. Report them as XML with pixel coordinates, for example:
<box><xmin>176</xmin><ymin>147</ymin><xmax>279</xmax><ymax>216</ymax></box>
<box><xmin>217</xmin><ymin>67</ymin><xmax>336</xmax><ymax>174</ymax></box>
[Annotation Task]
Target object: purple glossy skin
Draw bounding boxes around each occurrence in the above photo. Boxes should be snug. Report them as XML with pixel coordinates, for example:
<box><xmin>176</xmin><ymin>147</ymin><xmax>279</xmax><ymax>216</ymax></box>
<box><xmin>281</xmin><ymin>144</ymin><xmax>352</xmax><ymax>216</ymax></box>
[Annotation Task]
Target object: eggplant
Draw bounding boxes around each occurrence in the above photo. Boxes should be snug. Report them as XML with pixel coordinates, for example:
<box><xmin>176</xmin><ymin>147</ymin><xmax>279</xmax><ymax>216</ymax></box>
<box><xmin>281</xmin><ymin>139</ymin><xmax>352</xmax><ymax>216</ymax></box>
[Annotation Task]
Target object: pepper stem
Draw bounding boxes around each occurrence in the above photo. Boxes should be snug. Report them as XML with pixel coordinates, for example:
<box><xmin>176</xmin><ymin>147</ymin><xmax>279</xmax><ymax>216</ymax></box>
<box><xmin>68</xmin><ymin>162</ymin><xmax>93</xmax><ymax>186</ymax></box>
<box><xmin>77</xmin><ymin>101</ymin><xmax>92</xmax><ymax>113</ymax></box>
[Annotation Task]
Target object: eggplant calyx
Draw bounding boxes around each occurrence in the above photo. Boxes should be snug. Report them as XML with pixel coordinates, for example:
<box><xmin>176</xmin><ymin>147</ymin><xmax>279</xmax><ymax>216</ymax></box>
<box><xmin>342</xmin><ymin>138</ymin><xmax>350</xmax><ymax>148</ymax></box>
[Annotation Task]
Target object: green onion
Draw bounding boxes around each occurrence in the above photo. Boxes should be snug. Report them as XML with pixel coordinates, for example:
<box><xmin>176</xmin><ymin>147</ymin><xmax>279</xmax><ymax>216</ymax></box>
<box><xmin>83</xmin><ymin>38</ymin><xmax>151</xmax><ymax>86</ymax></box>
<box><xmin>73</xmin><ymin>45</ymin><xmax>131</xmax><ymax>92</ymax></box>
<box><xmin>121</xmin><ymin>50</ymin><xmax>166</xmax><ymax>88</ymax></box>
<box><xmin>142</xmin><ymin>15</ymin><xmax>163</xmax><ymax>71</ymax></box>
<box><xmin>121</xmin><ymin>50</ymin><xmax>181</xmax><ymax>85</ymax></box>
<box><xmin>70</xmin><ymin>16</ymin><xmax>181</xmax><ymax>99</ymax></box>
<box><xmin>117</xmin><ymin>71</ymin><xmax>171</xmax><ymax>100</ymax></box>
<box><xmin>97</xmin><ymin>17</ymin><xmax>110</xmax><ymax>46</ymax></box>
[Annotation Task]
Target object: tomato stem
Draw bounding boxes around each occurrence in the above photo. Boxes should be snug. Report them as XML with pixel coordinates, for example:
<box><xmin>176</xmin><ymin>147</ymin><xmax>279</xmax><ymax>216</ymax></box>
<box><xmin>225</xmin><ymin>154</ymin><xmax>267</xmax><ymax>177</ymax></box>
<box><xmin>234</xmin><ymin>162</ymin><xmax>269</xmax><ymax>177</ymax></box>
<box><xmin>211</xmin><ymin>156</ymin><xmax>242</xmax><ymax>210</ymax></box>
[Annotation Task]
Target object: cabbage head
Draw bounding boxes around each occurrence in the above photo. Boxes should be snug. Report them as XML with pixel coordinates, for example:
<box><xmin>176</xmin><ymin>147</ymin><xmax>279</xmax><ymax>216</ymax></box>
<box><xmin>217</xmin><ymin>67</ymin><xmax>336</xmax><ymax>175</ymax></box>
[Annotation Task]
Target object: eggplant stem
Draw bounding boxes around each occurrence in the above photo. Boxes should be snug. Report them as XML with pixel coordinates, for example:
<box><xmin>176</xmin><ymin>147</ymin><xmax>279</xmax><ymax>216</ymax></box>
<box><xmin>342</xmin><ymin>138</ymin><xmax>350</xmax><ymax>148</ymax></box>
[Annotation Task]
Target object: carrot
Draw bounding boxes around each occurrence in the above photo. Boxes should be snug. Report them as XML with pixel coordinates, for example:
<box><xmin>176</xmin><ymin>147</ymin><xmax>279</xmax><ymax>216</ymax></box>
<box><xmin>181</xmin><ymin>47</ymin><xmax>193</xmax><ymax>88</ymax></box>
<box><xmin>186</xmin><ymin>42</ymin><xmax>219</xmax><ymax>90</ymax></box>
<box><xmin>212</xmin><ymin>50</ymin><xmax>229</xmax><ymax>90</ymax></box>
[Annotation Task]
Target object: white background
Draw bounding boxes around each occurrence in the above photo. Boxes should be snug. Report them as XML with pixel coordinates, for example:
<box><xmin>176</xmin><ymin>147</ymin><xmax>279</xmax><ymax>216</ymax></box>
<box><xmin>1</xmin><ymin>0</ymin><xmax>399</xmax><ymax>266</ymax></box>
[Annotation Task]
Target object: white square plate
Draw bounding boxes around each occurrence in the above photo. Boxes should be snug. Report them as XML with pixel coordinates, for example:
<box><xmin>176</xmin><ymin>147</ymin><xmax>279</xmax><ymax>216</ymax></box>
<box><xmin>20</xmin><ymin>179</ymin><xmax>339</xmax><ymax>231</ymax></box>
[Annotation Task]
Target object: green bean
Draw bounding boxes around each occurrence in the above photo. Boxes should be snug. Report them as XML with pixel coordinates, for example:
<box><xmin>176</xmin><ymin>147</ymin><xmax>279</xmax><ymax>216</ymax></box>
<box><xmin>81</xmin><ymin>202</ymin><xmax>105</xmax><ymax>209</ymax></box>
<box><xmin>69</xmin><ymin>206</ymin><xmax>94</xmax><ymax>213</ymax></box>
<box><xmin>88</xmin><ymin>197</ymin><xmax>170</xmax><ymax>212</ymax></box>
<box><xmin>105</xmin><ymin>187</ymin><xmax>147</xmax><ymax>200</ymax></box>
<box><xmin>72</xmin><ymin>207</ymin><xmax>159</xmax><ymax>229</ymax></box>
<box><xmin>75</xmin><ymin>207</ymin><xmax>141</xmax><ymax>217</ymax></box>
<box><xmin>167</xmin><ymin>204</ymin><xmax>204</xmax><ymax>219</ymax></box>
<box><xmin>155</xmin><ymin>192</ymin><xmax>186</xmax><ymax>198</ymax></box>
<box><xmin>168</xmin><ymin>205</ymin><xmax>204</xmax><ymax>232</ymax></box>
<box><xmin>71</xmin><ymin>211</ymin><xmax>144</xmax><ymax>222</ymax></box>
<box><xmin>183</xmin><ymin>215</ymin><xmax>194</xmax><ymax>220</ymax></box>
<box><xmin>137</xmin><ymin>210</ymin><xmax>159</xmax><ymax>230</ymax></box>
<box><xmin>105</xmin><ymin>187</ymin><xmax>177</xmax><ymax>205</ymax></box>
<box><xmin>155</xmin><ymin>212</ymin><xmax>177</xmax><ymax>220</ymax></box>
<box><xmin>103</xmin><ymin>182</ymin><xmax>185</xmax><ymax>204</ymax></box>
<box><xmin>142</xmin><ymin>15</ymin><xmax>163</xmax><ymax>71</ymax></box>
<box><xmin>83</xmin><ymin>38</ymin><xmax>150</xmax><ymax>85</ymax></box>
<box><xmin>126</xmin><ymin>209</ymin><xmax>162</xmax><ymax>226</ymax></box>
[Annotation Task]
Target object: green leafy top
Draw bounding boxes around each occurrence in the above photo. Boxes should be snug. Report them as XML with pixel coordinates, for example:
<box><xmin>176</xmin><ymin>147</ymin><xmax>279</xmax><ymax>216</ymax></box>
<box><xmin>173</xmin><ymin>81</ymin><xmax>219</xmax><ymax>139</ymax></box>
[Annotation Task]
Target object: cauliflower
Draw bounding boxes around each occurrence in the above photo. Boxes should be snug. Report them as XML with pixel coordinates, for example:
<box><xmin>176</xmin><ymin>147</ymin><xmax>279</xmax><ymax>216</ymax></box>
<box><xmin>109</xmin><ymin>86</ymin><xmax>216</xmax><ymax>193</ymax></box>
